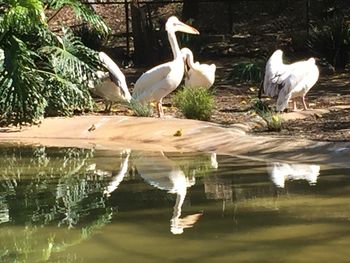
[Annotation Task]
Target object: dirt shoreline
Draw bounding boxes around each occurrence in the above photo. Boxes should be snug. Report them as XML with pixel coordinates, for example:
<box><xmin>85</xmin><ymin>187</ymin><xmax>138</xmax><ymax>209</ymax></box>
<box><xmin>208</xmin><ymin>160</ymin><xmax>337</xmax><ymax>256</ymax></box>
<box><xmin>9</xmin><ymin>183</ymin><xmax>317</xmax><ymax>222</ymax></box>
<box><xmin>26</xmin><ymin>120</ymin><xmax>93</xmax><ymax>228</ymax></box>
<box><xmin>0</xmin><ymin>115</ymin><xmax>349</xmax><ymax>167</ymax></box>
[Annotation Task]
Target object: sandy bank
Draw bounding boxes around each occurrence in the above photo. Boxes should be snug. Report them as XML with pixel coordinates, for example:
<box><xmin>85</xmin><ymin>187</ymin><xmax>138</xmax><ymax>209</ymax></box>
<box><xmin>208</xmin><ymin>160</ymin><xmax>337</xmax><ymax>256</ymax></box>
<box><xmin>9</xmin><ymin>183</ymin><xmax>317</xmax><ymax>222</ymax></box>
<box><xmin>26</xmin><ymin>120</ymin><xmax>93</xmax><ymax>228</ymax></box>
<box><xmin>0</xmin><ymin>116</ymin><xmax>349</xmax><ymax>166</ymax></box>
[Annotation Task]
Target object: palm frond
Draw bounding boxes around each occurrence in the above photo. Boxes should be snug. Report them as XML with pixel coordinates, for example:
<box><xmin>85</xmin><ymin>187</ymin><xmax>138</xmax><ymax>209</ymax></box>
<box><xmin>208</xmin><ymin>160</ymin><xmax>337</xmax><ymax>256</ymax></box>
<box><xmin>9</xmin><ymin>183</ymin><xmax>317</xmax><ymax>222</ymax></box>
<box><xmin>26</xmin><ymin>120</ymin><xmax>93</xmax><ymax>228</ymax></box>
<box><xmin>48</xmin><ymin>0</ymin><xmax>109</xmax><ymax>35</ymax></box>
<box><xmin>44</xmin><ymin>77</ymin><xmax>93</xmax><ymax>116</ymax></box>
<box><xmin>0</xmin><ymin>36</ymin><xmax>46</xmax><ymax>125</ymax></box>
<box><xmin>40</xmin><ymin>28</ymin><xmax>99</xmax><ymax>84</ymax></box>
<box><xmin>1</xmin><ymin>0</ymin><xmax>45</xmax><ymax>34</ymax></box>
<box><xmin>0</xmin><ymin>0</ymin><xmax>106</xmax><ymax>125</ymax></box>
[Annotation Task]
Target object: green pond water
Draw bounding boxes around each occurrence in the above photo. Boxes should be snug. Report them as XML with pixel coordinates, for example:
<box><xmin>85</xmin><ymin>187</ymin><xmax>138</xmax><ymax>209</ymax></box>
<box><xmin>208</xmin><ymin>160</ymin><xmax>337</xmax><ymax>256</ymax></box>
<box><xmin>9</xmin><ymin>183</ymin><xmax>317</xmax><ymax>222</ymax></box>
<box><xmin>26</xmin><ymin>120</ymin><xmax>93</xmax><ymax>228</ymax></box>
<box><xmin>0</xmin><ymin>144</ymin><xmax>350</xmax><ymax>262</ymax></box>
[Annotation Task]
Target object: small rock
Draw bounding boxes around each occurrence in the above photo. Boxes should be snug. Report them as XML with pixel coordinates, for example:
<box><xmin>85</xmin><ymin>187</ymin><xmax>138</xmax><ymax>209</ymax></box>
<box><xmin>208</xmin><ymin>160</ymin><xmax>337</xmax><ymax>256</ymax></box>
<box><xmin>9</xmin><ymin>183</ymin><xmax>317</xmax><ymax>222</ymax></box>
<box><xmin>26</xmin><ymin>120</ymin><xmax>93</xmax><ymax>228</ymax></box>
<box><xmin>173</xmin><ymin>129</ymin><xmax>183</xmax><ymax>137</ymax></box>
<box><xmin>88</xmin><ymin>124</ymin><xmax>96</xmax><ymax>132</ymax></box>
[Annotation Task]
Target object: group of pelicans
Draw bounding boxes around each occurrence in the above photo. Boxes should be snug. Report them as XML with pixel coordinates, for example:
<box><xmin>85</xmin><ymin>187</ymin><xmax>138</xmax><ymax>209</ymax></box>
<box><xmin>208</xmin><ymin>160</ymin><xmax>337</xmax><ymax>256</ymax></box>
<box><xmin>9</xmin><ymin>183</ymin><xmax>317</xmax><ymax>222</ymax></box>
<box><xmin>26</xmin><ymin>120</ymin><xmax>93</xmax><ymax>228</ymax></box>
<box><xmin>92</xmin><ymin>16</ymin><xmax>216</xmax><ymax>117</ymax></box>
<box><xmin>91</xmin><ymin>16</ymin><xmax>320</xmax><ymax>117</ymax></box>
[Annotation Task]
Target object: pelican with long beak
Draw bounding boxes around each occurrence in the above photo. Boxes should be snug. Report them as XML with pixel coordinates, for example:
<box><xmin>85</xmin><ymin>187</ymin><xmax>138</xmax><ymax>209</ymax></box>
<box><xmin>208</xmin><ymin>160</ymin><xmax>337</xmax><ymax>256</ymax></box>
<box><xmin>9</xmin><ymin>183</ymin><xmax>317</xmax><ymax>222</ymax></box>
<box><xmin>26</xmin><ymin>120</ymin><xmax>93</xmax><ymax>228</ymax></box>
<box><xmin>132</xmin><ymin>16</ymin><xmax>200</xmax><ymax>117</ymax></box>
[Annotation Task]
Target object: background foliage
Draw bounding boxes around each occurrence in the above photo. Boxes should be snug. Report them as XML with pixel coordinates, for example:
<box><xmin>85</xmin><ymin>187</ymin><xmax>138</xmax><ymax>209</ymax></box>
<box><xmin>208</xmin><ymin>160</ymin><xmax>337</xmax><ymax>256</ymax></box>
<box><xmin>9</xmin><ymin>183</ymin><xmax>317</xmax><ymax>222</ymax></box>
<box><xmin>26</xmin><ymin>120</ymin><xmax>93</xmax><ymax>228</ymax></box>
<box><xmin>0</xmin><ymin>0</ymin><xmax>108</xmax><ymax>125</ymax></box>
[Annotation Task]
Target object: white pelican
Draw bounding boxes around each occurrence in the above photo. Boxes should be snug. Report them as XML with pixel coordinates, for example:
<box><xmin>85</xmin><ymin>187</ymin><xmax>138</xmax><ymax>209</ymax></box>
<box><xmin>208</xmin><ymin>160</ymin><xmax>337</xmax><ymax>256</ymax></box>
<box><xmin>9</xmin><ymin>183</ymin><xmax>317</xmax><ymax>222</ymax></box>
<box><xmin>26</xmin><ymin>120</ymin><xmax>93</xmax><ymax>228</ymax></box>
<box><xmin>181</xmin><ymin>47</ymin><xmax>216</xmax><ymax>89</ymax></box>
<box><xmin>132</xmin><ymin>16</ymin><xmax>199</xmax><ymax>117</ymax></box>
<box><xmin>262</xmin><ymin>50</ymin><xmax>319</xmax><ymax>112</ymax></box>
<box><xmin>268</xmin><ymin>162</ymin><xmax>320</xmax><ymax>188</ymax></box>
<box><xmin>89</xmin><ymin>52</ymin><xmax>131</xmax><ymax>111</ymax></box>
<box><xmin>133</xmin><ymin>151</ymin><xmax>201</xmax><ymax>234</ymax></box>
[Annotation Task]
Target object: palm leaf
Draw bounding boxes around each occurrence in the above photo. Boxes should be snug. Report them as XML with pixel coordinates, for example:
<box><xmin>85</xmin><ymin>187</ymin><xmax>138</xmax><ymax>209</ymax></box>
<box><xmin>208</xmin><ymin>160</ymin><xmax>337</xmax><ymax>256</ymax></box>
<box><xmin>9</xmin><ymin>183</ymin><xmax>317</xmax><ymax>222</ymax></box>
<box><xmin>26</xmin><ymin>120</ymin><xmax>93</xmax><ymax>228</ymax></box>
<box><xmin>1</xmin><ymin>0</ymin><xmax>45</xmax><ymax>34</ymax></box>
<box><xmin>0</xmin><ymin>36</ymin><xmax>46</xmax><ymax>125</ymax></box>
<box><xmin>40</xmin><ymin>28</ymin><xmax>99</xmax><ymax>83</ymax></box>
<box><xmin>0</xmin><ymin>0</ymin><xmax>107</xmax><ymax>124</ymax></box>
<box><xmin>48</xmin><ymin>0</ymin><xmax>109</xmax><ymax>35</ymax></box>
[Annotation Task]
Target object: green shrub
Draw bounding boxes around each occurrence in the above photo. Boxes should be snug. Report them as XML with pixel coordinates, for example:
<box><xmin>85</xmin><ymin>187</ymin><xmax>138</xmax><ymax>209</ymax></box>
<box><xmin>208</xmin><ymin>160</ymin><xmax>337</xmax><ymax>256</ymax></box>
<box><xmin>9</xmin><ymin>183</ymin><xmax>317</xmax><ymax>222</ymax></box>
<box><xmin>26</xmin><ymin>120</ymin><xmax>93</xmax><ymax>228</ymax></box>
<box><xmin>128</xmin><ymin>99</ymin><xmax>153</xmax><ymax>117</ymax></box>
<box><xmin>251</xmin><ymin>99</ymin><xmax>282</xmax><ymax>131</ymax></box>
<box><xmin>308</xmin><ymin>14</ymin><xmax>350</xmax><ymax>70</ymax></box>
<box><xmin>174</xmin><ymin>87</ymin><xmax>214</xmax><ymax>121</ymax></box>
<box><xmin>229</xmin><ymin>60</ymin><xmax>265</xmax><ymax>83</ymax></box>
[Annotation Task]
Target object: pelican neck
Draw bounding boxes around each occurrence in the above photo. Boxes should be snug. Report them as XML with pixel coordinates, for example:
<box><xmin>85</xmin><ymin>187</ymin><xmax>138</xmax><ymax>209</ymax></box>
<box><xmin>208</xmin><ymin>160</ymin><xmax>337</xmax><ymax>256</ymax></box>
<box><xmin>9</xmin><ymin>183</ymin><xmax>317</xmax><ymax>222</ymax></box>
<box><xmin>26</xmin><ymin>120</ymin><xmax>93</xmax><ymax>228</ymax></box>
<box><xmin>185</xmin><ymin>51</ymin><xmax>199</xmax><ymax>70</ymax></box>
<box><xmin>167</xmin><ymin>31</ymin><xmax>181</xmax><ymax>59</ymax></box>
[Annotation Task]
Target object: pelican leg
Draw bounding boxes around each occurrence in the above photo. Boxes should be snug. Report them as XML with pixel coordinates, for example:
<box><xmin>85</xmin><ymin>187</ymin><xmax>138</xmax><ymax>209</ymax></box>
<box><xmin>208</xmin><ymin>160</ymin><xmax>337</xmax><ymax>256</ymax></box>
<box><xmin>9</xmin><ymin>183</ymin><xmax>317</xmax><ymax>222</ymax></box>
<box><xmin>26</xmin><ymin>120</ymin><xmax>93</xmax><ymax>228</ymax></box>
<box><xmin>157</xmin><ymin>101</ymin><xmax>164</xmax><ymax>118</ymax></box>
<box><xmin>104</xmin><ymin>101</ymin><xmax>112</xmax><ymax>112</ymax></box>
<box><xmin>104</xmin><ymin>102</ymin><xmax>109</xmax><ymax>112</ymax></box>
<box><xmin>301</xmin><ymin>96</ymin><xmax>308</xmax><ymax>110</ymax></box>
<box><xmin>292</xmin><ymin>99</ymin><xmax>298</xmax><ymax>111</ymax></box>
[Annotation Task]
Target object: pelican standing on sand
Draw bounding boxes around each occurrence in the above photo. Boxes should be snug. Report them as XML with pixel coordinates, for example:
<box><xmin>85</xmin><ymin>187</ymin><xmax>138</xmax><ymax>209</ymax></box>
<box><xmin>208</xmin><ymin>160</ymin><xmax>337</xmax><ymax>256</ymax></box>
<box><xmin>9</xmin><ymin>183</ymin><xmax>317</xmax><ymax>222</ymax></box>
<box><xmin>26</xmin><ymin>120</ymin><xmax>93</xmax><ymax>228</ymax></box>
<box><xmin>89</xmin><ymin>52</ymin><xmax>131</xmax><ymax>111</ymax></box>
<box><xmin>261</xmin><ymin>50</ymin><xmax>319</xmax><ymax>112</ymax></box>
<box><xmin>181</xmin><ymin>47</ymin><xmax>216</xmax><ymax>89</ymax></box>
<box><xmin>132</xmin><ymin>16</ymin><xmax>200</xmax><ymax>117</ymax></box>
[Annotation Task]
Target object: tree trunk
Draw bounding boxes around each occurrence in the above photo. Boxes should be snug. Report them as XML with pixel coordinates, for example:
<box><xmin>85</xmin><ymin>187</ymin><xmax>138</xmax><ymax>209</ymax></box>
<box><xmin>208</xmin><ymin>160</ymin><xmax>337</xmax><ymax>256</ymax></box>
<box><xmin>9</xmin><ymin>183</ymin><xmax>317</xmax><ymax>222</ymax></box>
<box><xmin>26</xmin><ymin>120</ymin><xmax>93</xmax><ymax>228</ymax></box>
<box><xmin>131</xmin><ymin>0</ymin><xmax>156</xmax><ymax>66</ymax></box>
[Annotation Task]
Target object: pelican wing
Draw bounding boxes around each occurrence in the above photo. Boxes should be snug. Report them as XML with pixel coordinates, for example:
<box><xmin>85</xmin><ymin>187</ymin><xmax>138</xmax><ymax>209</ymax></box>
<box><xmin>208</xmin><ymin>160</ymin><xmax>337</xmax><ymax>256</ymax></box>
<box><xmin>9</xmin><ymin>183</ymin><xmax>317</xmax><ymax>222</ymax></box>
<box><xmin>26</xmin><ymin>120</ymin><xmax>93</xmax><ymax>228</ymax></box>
<box><xmin>98</xmin><ymin>52</ymin><xmax>131</xmax><ymax>101</ymax></box>
<box><xmin>276</xmin><ymin>59</ymin><xmax>319</xmax><ymax>111</ymax></box>
<box><xmin>263</xmin><ymin>50</ymin><xmax>292</xmax><ymax>97</ymax></box>
<box><xmin>132</xmin><ymin>62</ymin><xmax>173</xmax><ymax>102</ymax></box>
<box><xmin>93</xmin><ymin>79</ymin><xmax>125</xmax><ymax>102</ymax></box>
<box><xmin>89</xmin><ymin>70</ymin><xmax>125</xmax><ymax>102</ymax></box>
<box><xmin>185</xmin><ymin>63</ymin><xmax>216</xmax><ymax>88</ymax></box>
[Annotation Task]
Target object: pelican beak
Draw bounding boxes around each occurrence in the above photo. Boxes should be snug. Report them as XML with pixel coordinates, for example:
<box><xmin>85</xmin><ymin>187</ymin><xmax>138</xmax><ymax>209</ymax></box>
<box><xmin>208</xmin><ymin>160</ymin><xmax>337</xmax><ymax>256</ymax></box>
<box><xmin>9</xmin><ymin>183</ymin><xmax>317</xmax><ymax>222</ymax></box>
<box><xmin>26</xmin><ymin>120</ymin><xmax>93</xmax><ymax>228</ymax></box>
<box><xmin>175</xmin><ymin>21</ymin><xmax>200</xmax><ymax>35</ymax></box>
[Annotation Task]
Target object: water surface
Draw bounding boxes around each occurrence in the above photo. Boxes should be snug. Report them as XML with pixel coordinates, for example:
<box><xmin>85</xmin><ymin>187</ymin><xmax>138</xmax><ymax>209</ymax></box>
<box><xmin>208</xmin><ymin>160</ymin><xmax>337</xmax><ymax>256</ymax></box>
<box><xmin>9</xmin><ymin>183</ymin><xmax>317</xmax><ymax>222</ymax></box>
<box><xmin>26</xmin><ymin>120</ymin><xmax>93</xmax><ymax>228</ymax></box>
<box><xmin>0</xmin><ymin>144</ymin><xmax>350</xmax><ymax>262</ymax></box>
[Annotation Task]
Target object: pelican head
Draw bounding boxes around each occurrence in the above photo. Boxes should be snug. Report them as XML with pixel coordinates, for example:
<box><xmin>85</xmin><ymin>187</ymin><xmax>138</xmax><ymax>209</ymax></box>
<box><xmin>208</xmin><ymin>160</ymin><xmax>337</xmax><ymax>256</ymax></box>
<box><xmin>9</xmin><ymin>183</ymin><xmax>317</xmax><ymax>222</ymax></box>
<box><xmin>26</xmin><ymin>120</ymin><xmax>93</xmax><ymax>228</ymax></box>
<box><xmin>272</xmin><ymin>49</ymin><xmax>283</xmax><ymax>59</ymax></box>
<box><xmin>165</xmin><ymin>16</ymin><xmax>199</xmax><ymax>35</ymax></box>
<box><xmin>308</xmin><ymin>57</ymin><xmax>316</xmax><ymax>64</ymax></box>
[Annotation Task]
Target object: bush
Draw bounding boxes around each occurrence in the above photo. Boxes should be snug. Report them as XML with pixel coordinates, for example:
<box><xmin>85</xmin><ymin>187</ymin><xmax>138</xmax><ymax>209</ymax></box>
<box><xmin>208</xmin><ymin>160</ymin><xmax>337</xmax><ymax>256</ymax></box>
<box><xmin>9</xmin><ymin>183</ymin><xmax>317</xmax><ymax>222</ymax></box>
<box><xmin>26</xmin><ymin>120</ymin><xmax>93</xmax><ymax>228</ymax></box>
<box><xmin>308</xmin><ymin>14</ymin><xmax>350</xmax><ymax>70</ymax></box>
<box><xmin>128</xmin><ymin>99</ymin><xmax>153</xmax><ymax>117</ymax></box>
<box><xmin>174</xmin><ymin>87</ymin><xmax>214</xmax><ymax>121</ymax></box>
<box><xmin>251</xmin><ymin>99</ymin><xmax>282</xmax><ymax>132</ymax></box>
<box><xmin>229</xmin><ymin>60</ymin><xmax>265</xmax><ymax>83</ymax></box>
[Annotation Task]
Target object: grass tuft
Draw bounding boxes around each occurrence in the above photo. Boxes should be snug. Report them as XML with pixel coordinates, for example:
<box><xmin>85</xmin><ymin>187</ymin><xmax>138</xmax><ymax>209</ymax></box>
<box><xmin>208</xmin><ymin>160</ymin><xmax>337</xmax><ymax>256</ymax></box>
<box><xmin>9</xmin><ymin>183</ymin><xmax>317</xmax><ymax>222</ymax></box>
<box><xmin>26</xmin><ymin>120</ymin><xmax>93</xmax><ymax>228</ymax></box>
<box><xmin>251</xmin><ymin>99</ymin><xmax>282</xmax><ymax>131</ymax></box>
<box><xmin>174</xmin><ymin>86</ymin><xmax>214</xmax><ymax>121</ymax></box>
<box><xmin>128</xmin><ymin>99</ymin><xmax>153</xmax><ymax>117</ymax></box>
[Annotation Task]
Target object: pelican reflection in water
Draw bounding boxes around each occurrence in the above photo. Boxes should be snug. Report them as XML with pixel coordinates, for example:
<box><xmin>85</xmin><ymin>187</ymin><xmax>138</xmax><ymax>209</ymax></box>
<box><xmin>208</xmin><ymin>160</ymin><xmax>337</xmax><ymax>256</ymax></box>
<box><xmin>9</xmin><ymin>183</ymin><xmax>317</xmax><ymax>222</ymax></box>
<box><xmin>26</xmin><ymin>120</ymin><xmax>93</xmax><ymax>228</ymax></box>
<box><xmin>104</xmin><ymin>149</ymin><xmax>131</xmax><ymax>196</ymax></box>
<box><xmin>268</xmin><ymin>162</ymin><xmax>320</xmax><ymax>188</ymax></box>
<box><xmin>133</xmin><ymin>151</ymin><xmax>218</xmax><ymax>234</ymax></box>
<box><xmin>86</xmin><ymin>149</ymin><xmax>131</xmax><ymax>197</ymax></box>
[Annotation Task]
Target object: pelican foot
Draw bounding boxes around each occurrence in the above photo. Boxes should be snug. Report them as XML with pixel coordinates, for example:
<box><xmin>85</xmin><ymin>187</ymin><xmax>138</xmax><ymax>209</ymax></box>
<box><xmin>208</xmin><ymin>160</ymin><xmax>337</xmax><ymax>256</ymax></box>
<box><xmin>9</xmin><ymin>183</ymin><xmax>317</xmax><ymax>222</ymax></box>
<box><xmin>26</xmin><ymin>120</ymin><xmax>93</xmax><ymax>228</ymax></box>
<box><xmin>161</xmin><ymin>115</ymin><xmax>175</xmax><ymax>119</ymax></box>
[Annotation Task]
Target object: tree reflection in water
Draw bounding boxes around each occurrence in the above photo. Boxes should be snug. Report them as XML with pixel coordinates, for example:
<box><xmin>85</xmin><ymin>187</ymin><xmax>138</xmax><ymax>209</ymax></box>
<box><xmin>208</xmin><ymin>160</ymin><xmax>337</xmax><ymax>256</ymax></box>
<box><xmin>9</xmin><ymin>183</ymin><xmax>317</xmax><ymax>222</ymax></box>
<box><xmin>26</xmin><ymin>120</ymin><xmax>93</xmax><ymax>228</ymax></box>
<box><xmin>0</xmin><ymin>145</ymin><xmax>220</xmax><ymax>262</ymax></box>
<box><xmin>0</xmin><ymin>146</ymin><xmax>116</xmax><ymax>262</ymax></box>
